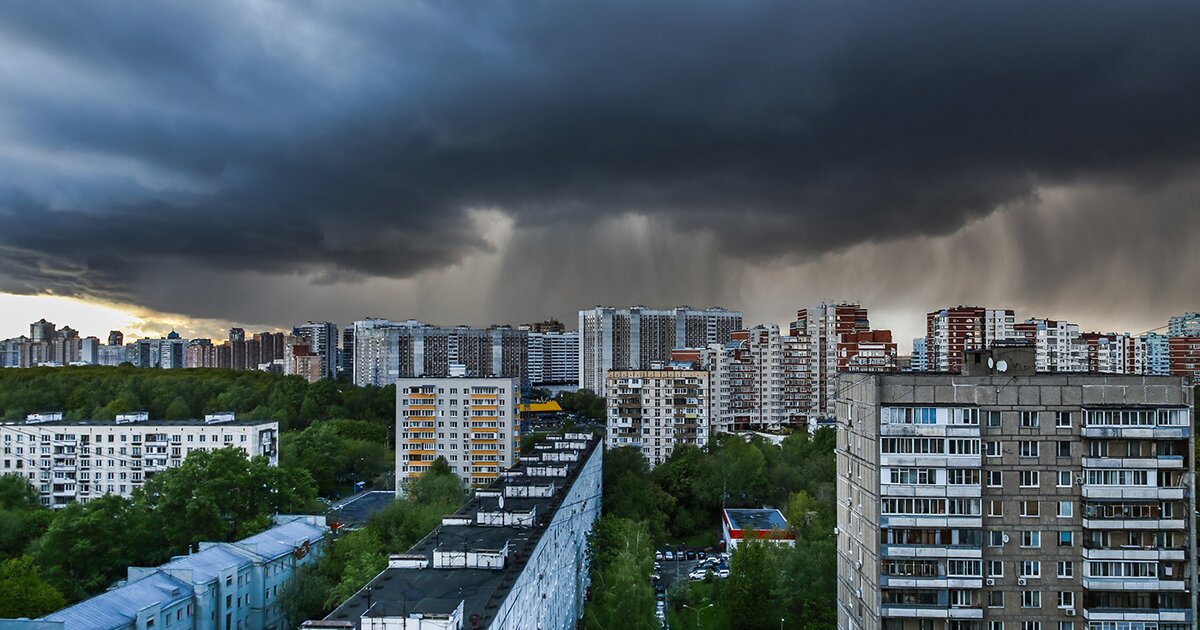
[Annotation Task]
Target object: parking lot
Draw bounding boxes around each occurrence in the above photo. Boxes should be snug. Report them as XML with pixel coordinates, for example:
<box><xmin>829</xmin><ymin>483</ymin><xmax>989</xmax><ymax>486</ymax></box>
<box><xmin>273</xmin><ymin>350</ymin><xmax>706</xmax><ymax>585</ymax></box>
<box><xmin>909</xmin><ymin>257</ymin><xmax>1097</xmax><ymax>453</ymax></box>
<box><xmin>652</xmin><ymin>549</ymin><xmax>729</xmax><ymax>627</ymax></box>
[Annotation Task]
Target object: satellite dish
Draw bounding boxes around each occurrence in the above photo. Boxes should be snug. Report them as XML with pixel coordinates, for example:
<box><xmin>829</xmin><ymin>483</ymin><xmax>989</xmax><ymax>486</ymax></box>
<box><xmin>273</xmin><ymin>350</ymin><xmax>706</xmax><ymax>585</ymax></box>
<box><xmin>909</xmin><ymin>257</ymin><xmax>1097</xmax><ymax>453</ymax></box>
<box><xmin>499</xmin><ymin>495</ymin><xmax>505</xmax><ymax>509</ymax></box>
<box><xmin>987</xmin><ymin>357</ymin><xmax>995</xmax><ymax>369</ymax></box>
<box><xmin>996</xmin><ymin>360</ymin><xmax>1008</xmax><ymax>373</ymax></box>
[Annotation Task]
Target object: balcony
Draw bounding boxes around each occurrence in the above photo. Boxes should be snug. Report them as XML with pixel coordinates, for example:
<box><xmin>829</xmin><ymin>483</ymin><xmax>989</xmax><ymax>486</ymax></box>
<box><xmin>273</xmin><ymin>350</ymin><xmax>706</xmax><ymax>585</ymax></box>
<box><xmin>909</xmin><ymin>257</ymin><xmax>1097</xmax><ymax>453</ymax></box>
<box><xmin>1083</xmin><ymin>518</ymin><xmax>1186</xmax><ymax>530</ymax></box>
<box><xmin>1082</xmin><ymin>577</ymin><xmax>1187</xmax><ymax>591</ymax></box>
<box><xmin>1082</xmin><ymin>608</ymin><xmax>1192</xmax><ymax>623</ymax></box>
<box><xmin>880</xmin><ymin>606</ymin><xmax>982</xmax><ymax>620</ymax></box>
<box><xmin>881</xmin><ymin>545</ymin><xmax>982</xmax><ymax>560</ymax></box>
<box><xmin>1082</xmin><ymin>426</ymin><xmax>1190</xmax><ymax>440</ymax></box>
<box><xmin>1082</xmin><ymin>456</ymin><xmax>1185</xmax><ymax>469</ymax></box>
<box><xmin>1081</xmin><ymin>486</ymin><xmax>1182</xmax><ymax>501</ymax></box>
<box><xmin>880</xmin><ymin>576</ymin><xmax>983</xmax><ymax>589</ymax></box>
<box><xmin>1082</xmin><ymin>547</ymin><xmax>1187</xmax><ymax>562</ymax></box>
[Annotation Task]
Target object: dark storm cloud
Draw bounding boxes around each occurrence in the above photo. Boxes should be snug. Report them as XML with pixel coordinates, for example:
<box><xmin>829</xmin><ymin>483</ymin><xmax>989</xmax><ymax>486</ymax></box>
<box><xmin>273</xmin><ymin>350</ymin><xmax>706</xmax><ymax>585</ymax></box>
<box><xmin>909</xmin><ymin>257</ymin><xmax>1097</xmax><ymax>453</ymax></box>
<box><xmin>1</xmin><ymin>0</ymin><xmax>1199</xmax><ymax>311</ymax></box>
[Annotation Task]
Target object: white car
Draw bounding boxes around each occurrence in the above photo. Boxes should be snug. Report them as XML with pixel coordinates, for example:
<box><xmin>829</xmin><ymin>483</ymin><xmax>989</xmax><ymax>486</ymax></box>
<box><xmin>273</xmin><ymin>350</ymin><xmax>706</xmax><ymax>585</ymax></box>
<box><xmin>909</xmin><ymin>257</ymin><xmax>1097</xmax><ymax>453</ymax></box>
<box><xmin>688</xmin><ymin>568</ymin><xmax>710</xmax><ymax>581</ymax></box>
<box><xmin>655</xmin><ymin>551</ymin><xmax>663</xmax><ymax>561</ymax></box>
<box><xmin>716</xmin><ymin>568</ymin><xmax>730</xmax><ymax>578</ymax></box>
<box><xmin>664</xmin><ymin>551</ymin><xmax>675</xmax><ymax>561</ymax></box>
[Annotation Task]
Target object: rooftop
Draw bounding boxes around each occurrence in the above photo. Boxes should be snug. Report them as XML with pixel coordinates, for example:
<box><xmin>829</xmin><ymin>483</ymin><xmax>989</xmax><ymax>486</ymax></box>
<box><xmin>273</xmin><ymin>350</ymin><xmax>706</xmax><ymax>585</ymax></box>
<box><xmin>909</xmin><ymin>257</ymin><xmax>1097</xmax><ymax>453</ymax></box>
<box><xmin>321</xmin><ymin>434</ymin><xmax>600</xmax><ymax>629</ymax></box>
<box><xmin>43</xmin><ymin>572</ymin><xmax>192</xmax><ymax>630</ymax></box>
<box><xmin>724</xmin><ymin>508</ymin><xmax>789</xmax><ymax>532</ymax></box>
<box><xmin>0</xmin><ymin>418</ymin><xmax>276</xmax><ymax>428</ymax></box>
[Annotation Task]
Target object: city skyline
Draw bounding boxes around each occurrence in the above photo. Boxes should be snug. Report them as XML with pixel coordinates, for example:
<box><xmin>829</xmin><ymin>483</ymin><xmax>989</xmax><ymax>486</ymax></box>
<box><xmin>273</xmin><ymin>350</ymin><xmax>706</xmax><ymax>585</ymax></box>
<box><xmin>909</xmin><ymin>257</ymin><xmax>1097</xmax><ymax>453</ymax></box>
<box><xmin>2</xmin><ymin>3</ymin><xmax>1200</xmax><ymax>347</ymax></box>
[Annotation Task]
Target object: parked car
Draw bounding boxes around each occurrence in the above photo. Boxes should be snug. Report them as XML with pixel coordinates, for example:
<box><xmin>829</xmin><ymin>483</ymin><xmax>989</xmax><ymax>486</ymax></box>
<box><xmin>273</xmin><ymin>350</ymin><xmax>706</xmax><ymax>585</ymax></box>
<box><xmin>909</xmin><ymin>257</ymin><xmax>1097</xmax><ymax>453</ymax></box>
<box><xmin>654</xmin><ymin>562</ymin><xmax>661</xmax><ymax>571</ymax></box>
<box><xmin>655</xmin><ymin>551</ymin><xmax>663</xmax><ymax>561</ymax></box>
<box><xmin>650</xmin><ymin>573</ymin><xmax>661</xmax><ymax>582</ymax></box>
<box><xmin>716</xmin><ymin>568</ymin><xmax>730</xmax><ymax>578</ymax></box>
<box><xmin>685</xmin><ymin>550</ymin><xmax>697</xmax><ymax>560</ymax></box>
<box><xmin>697</xmin><ymin>551</ymin><xmax>707</xmax><ymax>560</ymax></box>
<box><xmin>664</xmin><ymin>550</ymin><xmax>675</xmax><ymax>561</ymax></box>
<box><xmin>688</xmin><ymin>568</ymin><xmax>711</xmax><ymax>581</ymax></box>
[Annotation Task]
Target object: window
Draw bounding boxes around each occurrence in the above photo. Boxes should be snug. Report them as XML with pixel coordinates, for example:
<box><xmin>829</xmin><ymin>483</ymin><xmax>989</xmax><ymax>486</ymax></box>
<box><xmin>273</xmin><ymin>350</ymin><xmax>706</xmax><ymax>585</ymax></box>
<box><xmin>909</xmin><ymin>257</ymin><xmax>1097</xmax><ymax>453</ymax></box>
<box><xmin>988</xmin><ymin>623</ymin><xmax>1004</xmax><ymax>630</ymax></box>
<box><xmin>948</xmin><ymin>438</ymin><xmax>980</xmax><ymax>455</ymax></box>
<box><xmin>985</xmin><ymin>441</ymin><xmax>1001</xmax><ymax>457</ymax></box>
<box><xmin>1057</xmin><ymin>623</ymin><xmax>1074</xmax><ymax>630</ymax></box>
<box><xmin>1020</xmin><ymin>411</ymin><xmax>1039</xmax><ymax>427</ymax></box>
<box><xmin>1021</xmin><ymin>623</ymin><xmax>1041</xmax><ymax>630</ymax></box>
<box><xmin>987</xmin><ymin>500</ymin><xmax>1003</xmax><ymax>516</ymax></box>
<box><xmin>1057</xmin><ymin>591</ymin><xmax>1074</xmax><ymax>608</ymax></box>
<box><xmin>1019</xmin><ymin>470</ymin><xmax>1040</xmax><ymax>488</ymax></box>
<box><xmin>1058</xmin><ymin>531</ymin><xmax>1073</xmax><ymax>546</ymax></box>
<box><xmin>987</xmin><ymin>591</ymin><xmax>1004</xmax><ymax>608</ymax></box>
<box><xmin>1021</xmin><ymin>591</ymin><xmax>1041</xmax><ymax>608</ymax></box>
<box><xmin>987</xmin><ymin>470</ymin><xmax>1003</xmax><ymax>487</ymax></box>
<box><xmin>987</xmin><ymin>411</ymin><xmax>1002</xmax><ymax>427</ymax></box>
<box><xmin>1057</xmin><ymin>501</ymin><xmax>1073</xmax><ymax>518</ymax></box>
<box><xmin>988</xmin><ymin>560</ymin><xmax>1004</xmax><ymax>577</ymax></box>
<box><xmin>1020</xmin><ymin>530</ymin><xmax>1041</xmax><ymax>548</ymax></box>
<box><xmin>1057</xmin><ymin>441</ymin><xmax>1071</xmax><ymax>457</ymax></box>
<box><xmin>1019</xmin><ymin>441</ymin><xmax>1039</xmax><ymax>458</ymax></box>
<box><xmin>1057</xmin><ymin>561</ymin><xmax>1074</xmax><ymax>578</ymax></box>
<box><xmin>1057</xmin><ymin>471</ymin><xmax>1072</xmax><ymax>487</ymax></box>
<box><xmin>1020</xmin><ymin>501</ymin><xmax>1040</xmax><ymax>517</ymax></box>
<box><xmin>1055</xmin><ymin>411</ymin><xmax>1072</xmax><ymax>428</ymax></box>
<box><xmin>1020</xmin><ymin>560</ymin><xmax>1041</xmax><ymax>578</ymax></box>
<box><xmin>948</xmin><ymin>469</ymin><xmax>980</xmax><ymax>485</ymax></box>
<box><xmin>989</xmin><ymin>531</ymin><xmax>1005</xmax><ymax>547</ymax></box>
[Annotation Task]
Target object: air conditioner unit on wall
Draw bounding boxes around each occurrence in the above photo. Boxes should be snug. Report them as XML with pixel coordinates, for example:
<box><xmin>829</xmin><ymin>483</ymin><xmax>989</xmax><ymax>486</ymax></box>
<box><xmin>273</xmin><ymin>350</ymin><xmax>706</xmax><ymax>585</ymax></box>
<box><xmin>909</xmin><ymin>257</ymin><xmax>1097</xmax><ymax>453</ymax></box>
<box><xmin>1017</xmin><ymin>578</ymin><xmax>1027</xmax><ymax>586</ymax></box>
<box><xmin>985</xmin><ymin>579</ymin><xmax>995</xmax><ymax>586</ymax></box>
<box><xmin>1066</xmin><ymin>609</ymin><xmax>1076</xmax><ymax>616</ymax></box>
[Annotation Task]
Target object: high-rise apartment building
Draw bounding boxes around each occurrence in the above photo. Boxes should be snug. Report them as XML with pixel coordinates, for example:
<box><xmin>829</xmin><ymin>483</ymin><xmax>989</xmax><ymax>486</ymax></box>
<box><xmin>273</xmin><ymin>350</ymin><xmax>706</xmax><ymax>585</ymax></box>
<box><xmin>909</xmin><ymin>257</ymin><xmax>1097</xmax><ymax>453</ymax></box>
<box><xmin>700</xmin><ymin>324</ymin><xmax>810</xmax><ymax>432</ymax></box>
<box><xmin>340</xmin><ymin>323</ymin><xmax>354</xmax><ymax>378</ymax></box>
<box><xmin>1167</xmin><ymin>336</ymin><xmax>1200</xmax><ymax>384</ymax></box>
<box><xmin>106</xmin><ymin>330</ymin><xmax>124</xmax><ymax>347</ymax></box>
<box><xmin>605</xmin><ymin>367</ymin><xmax>711</xmax><ymax>467</ymax></box>
<box><xmin>835</xmin><ymin>345</ymin><xmax>1195</xmax><ymax>630</ymax></box>
<box><xmin>352</xmin><ymin>320</ymin><xmax>532</xmax><ymax>387</ymax></box>
<box><xmin>395</xmin><ymin>377</ymin><xmax>520</xmax><ymax>490</ymax></box>
<box><xmin>1014</xmin><ymin>318</ymin><xmax>1087</xmax><ymax>372</ymax></box>
<box><xmin>926</xmin><ymin>307</ymin><xmax>1017</xmax><ymax>372</ymax></box>
<box><xmin>795</xmin><ymin>303</ymin><xmax>897</xmax><ymax>427</ymax></box>
<box><xmin>1080</xmin><ymin>332</ymin><xmax>1131</xmax><ymax>374</ymax></box>
<box><xmin>1132</xmin><ymin>332</ymin><xmax>1172</xmax><ymax>376</ymax></box>
<box><xmin>578</xmin><ymin>305</ymin><xmax>742</xmax><ymax>396</ymax></box>
<box><xmin>1168</xmin><ymin>312</ymin><xmax>1200</xmax><ymax>338</ymax></box>
<box><xmin>527</xmin><ymin>330</ymin><xmax>579</xmax><ymax>385</ymax></box>
<box><xmin>911</xmin><ymin>338</ymin><xmax>929</xmax><ymax>372</ymax></box>
<box><xmin>293</xmin><ymin>322</ymin><xmax>338</xmax><ymax>380</ymax></box>
<box><xmin>0</xmin><ymin>413</ymin><xmax>278</xmax><ymax>508</ymax></box>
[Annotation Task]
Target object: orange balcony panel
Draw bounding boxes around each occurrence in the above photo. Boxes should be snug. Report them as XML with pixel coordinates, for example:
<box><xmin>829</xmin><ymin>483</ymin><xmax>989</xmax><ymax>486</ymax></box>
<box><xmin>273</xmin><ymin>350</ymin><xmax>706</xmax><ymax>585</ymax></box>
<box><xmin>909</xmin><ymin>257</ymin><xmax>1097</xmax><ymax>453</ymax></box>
<box><xmin>408</xmin><ymin>404</ymin><xmax>437</xmax><ymax>411</ymax></box>
<box><xmin>470</xmin><ymin>393</ymin><xmax>498</xmax><ymax>399</ymax></box>
<box><xmin>470</xmin><ymin>425</ymin><xmax>500</xmax><ymax>432</ymax></box>
<box><xmin>409</xmin><ymin>437</ymin><xmax>437</xmax><ymax>444</ymax></box>
<box><xmin>473</xmin><ymin>471</ymin><xmax>499</xmax><ymax>478</ymax></box>
<box><xmin>408</xmin><ymin>392</ymin><xmax>435</xmax><ymax>399</ymax></box>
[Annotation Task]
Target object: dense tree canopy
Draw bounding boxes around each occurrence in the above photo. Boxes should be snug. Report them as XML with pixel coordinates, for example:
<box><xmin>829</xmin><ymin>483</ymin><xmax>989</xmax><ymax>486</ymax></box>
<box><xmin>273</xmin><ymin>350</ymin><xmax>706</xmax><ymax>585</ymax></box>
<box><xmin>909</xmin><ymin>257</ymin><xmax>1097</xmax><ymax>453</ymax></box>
<box><xmin>0</xmin><ymin>366</ymin><xmax>394</xmax><ymax>430</ymax></box>
<box><xmin>583</xmin><ymin>516</ymin><xmax>658</xmax><ymax>630</ymax></box>
<box><xmin>281</xmin><ymin>419</ymin><xmax>393</xmax><ymax>496</ymax></box>
<box><xmin>0</xmin><ymin>556</ymin><xmax>65</xmax><ymax>618</ymax></box>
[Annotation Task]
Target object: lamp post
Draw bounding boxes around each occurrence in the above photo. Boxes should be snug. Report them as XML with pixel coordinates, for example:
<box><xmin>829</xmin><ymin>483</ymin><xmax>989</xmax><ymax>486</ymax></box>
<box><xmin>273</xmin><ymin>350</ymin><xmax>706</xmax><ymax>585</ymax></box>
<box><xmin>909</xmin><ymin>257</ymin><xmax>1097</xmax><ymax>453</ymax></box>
<box><xmin>780</xmin><ymin>618</ymin><xmax>785</xmax><ymax>630</ymax></box>
<box><xmin>682</xmin><ymin>603</ymin><xmax>714</xmax><ymax>629</ymax></box>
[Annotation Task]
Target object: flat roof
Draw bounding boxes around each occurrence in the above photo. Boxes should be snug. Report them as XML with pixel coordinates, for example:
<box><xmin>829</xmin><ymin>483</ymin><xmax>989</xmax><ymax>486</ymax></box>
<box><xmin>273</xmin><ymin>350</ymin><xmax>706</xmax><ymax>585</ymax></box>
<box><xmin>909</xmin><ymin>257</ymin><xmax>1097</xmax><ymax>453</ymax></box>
<box><xmin>330</xmin><ymin>491</ymin><xmax>398</xmax><ymax>530</ymax></box>
<box><xmin>322</xmin><ymin>435</ymin><xmax>600</xmax><ymax>629</ymax></box>
<box><xmin>0</xmin><ymin>418</ymin><xmax>276</xmax><ymax>428</ymax></box>
<box><xmin>724</xmin><ymin>508</ymin><xmax>788</xmax><ymax>532</ymax></box>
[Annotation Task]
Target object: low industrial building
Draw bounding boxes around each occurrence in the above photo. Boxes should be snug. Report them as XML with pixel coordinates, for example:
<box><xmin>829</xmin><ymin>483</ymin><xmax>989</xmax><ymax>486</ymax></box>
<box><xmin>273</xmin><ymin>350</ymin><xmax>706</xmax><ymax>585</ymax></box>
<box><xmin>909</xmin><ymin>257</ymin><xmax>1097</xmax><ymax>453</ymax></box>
<box><xmin>306</xmin><ymin>433</ymin><xmax>602</xmax><ymax>630</ymax></box>
<box><xmin>721</xmin><ymin>508</ymin><xmax>795</xmax><ymax>550</ymax></box>
<box><xmin>0</xmin><ymin>516</ymin><xmax>328</xmax><ymax>630</ymax></box>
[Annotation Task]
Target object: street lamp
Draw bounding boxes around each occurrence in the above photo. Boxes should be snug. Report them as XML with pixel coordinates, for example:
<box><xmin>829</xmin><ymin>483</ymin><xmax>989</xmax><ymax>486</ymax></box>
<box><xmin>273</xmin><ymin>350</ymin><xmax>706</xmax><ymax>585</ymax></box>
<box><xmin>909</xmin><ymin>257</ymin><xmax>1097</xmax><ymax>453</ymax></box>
<box><xmin>682</xmin><ymin>603</ymin><xmax>714</xmax><ymax>629</ymax></box>
<box><xmin>780</xmin><ymin>618</ymin><xmax>785</xmax><ymax>630</ymax></box>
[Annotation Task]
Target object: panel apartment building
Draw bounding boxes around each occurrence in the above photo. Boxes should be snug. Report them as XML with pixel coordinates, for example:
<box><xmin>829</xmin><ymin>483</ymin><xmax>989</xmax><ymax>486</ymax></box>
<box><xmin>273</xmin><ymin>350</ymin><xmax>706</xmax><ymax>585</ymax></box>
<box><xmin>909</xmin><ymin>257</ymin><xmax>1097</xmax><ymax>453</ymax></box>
<box><xmin>605</xmin><ymin>367</ymin><xmax>711</xmax><ymax>466</ymax></box>
<box><xmin>352</xmin><ymin>320</ymin><xmax>535</xmax><ymax>387</ymax></box>
<box><xmin>0</xmin><ymin>516</ymin><xmax>327</xmax><ymax>630</ymax></box>
<box><xmin>795</xmin><ymin>303</ymin><xmax>899</xmax><ymax>427</ymax></box>
<box><xmin>396</xmin><ymin>377</ymin><xmax>520</xmax><ymax>491</ymax></box>
<box><xmin>0</xmin><ymin>413</ymin><xmax>279</xmax><ymax>508</ymax></box>
<box><xmin>701</xmin><ymin>324</ymin><xmax>811</xmax><ymax>432</ymax></box>
<box><xmin>835</xmin><ymin>345</ymin><xmax>1195</xmax><ymax>630</ymax></box>
<box><xmin>578</xmin><ymin>305</ymin><xmax>742</xmax><ymax>396</ymax></box>
<box><xmin>308</xmin><ymin>433</ymin><xmax>602</xmax><ymax>630</ymax></box>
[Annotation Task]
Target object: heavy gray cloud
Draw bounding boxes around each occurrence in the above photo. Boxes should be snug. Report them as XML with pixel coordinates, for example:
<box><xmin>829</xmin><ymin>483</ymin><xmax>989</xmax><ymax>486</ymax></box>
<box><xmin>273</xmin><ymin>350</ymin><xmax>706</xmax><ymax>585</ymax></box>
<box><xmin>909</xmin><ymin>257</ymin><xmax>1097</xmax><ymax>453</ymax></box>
<box><xmin>0</xmin><ymin>1</ymin><xmax>1198</xmax><ymax>331</ymax></box>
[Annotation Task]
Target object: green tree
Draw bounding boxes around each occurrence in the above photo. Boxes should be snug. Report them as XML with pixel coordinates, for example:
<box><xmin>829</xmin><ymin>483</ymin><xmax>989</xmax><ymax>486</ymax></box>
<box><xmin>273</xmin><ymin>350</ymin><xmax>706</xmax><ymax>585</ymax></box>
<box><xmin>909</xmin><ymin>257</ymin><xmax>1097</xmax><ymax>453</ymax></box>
<box><xmin>406</xmin><ymin>458</ymin><xmax>464</xmax><ymax>508</ymax></box>
<box><xmin>280</xmin><ymin>566</ymin><xmax>335</xmax><ymax>625</ymax></box>
<box><xmin>0</xmin><ymin>556</ymin><xmax>66</xmax><ymax>617</ymax></box>
<box><xmin>602</xmin><ymin>448</ymin><xmax>674</xmax><ymax>541</ymax></box>
<box><xmin>164</xmin><ymin>396</ymin><xmax>191</xmax><ymax>420</ymax></box>
<box><xmin>33</xmin><ymin>495</ymin><xmax>161</xmax><ymax>599</ymax></box>
<box><xmin>137</xmin><ymin>447</ymin><xmax>317</xmax><ymax>548</ymax></box>
<box><xmin>0</xmin><ymin>473</ymin><xmax>39</xmax><ymax>510</ymax></box>
<box><xmin>583</xmin><ymin>516</ymin><xmax>657</xmax><ymax>630</ymax></box>
<box><xmin>725</xmin><ymin>540</ymin><xmax>780</xmax><ymax>630</ymax></box>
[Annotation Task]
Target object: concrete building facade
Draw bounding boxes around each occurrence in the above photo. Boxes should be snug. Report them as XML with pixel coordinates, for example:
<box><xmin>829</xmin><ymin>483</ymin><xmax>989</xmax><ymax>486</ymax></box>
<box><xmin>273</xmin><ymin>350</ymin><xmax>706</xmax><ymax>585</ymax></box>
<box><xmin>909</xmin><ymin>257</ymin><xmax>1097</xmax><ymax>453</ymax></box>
<box><xmin>353</xmin><ymin>320</ymin><xmax>531</xmax><ymax>387</ymax></box>
<box><xmin>835</xmin><ymin>346</ymin><xmax>1195</xmax><ymax>630</ymax></box>
<box><xmin>578</xmin><ymin>305</ymin><xmax>742</xmax><ymax>396</ymax></box>
<box><xmin>310</xmin><ymin>434</ymin><xmax>602</xmax><ymax>630</ymax></box>
<box><xmin>926</xmin><ymin>307</ymin><xmax>1018</xmax><ymax>373</ymax></box>
<box><xmin>396</xmin><ymin>377</ymin><xmax>520</xmax><ymax>491</ymax></box>
<box><xmin>0</xmin><ymin>516</ymin><xmax>328</xmax><ymax>630</ymax></box>
<box><xmin>606</xmin><ymin>367</ymin><xmax>711</xmax><ymax>467</ymax></box>
<box><xmin>0</xmin><ymin>415</ymin><xmax>279</xmax><ymax>508</ymax></box>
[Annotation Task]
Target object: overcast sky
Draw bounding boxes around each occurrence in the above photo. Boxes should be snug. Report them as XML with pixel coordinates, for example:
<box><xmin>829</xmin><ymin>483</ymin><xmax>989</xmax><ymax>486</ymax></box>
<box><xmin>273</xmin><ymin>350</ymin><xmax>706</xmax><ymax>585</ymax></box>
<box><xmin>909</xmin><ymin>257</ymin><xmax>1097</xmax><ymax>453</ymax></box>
<box><xmin>1</xmin><ymin>1</ymin><xmax>1198</xmax><ymax>346</ymax></box>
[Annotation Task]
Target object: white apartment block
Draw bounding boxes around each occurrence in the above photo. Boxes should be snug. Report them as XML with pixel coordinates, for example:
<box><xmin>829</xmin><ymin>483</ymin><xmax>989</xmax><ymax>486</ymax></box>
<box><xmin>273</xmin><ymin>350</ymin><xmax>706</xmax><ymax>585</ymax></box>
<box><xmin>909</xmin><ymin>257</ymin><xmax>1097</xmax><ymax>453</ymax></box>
<box><xmin>606</xmin><ymin>368</ymin><xmax>711</xmax><ymax>467</ymax></box>
<box><xmin>395</xmin><ymin>378</ymin><xmax>519</xmax><ymax>491</ymax></box>
<box><xmin>835</xmin><ymin>345</ymin><xmax>1196</xmax><ymax>630</ymax></box>
<box><xmin>1020</xmin><ymin>319</ymin><xmax>1088</xmax><ymax>372</ymax></box>
<box><xmin>579</xmin><ymin>305</ymin><xmax>742</xmax><ymax>396</ymax></box>
<box><xmin>527</xmin><ymin>331</ymin><xmax>579</xmax><ymax>385</ymax></box>
<box><xmin>354</xmin><ymin>320</ymin><xmax>528</xmax><ymax>387</ymax></box>
<box><xmin>0</xmin><ymin>413</ymin><xmax>279</xmax><ymax>508</ymax></box>
<box><xmin>703</xmin><ymin>325</ymin><xmax>811</xmax><ymax>433</ymax></box>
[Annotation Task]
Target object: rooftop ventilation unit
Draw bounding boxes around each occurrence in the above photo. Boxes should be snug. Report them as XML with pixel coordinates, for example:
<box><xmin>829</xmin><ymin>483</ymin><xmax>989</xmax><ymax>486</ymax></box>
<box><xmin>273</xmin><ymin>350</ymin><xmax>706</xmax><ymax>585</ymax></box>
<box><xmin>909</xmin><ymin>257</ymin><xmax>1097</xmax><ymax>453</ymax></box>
<box><xmin>115</xmin><ymin>412</ymin><xmax>150</xmax><ymax>425</ymax></box>
<box><xmin>205</xmin><ymin>412</ymin><xmax>236</xmax><ymax>424</ymax></box>
<box><xmin>25</xmin><ymin>412</ymin><xmax>63</xmax><ymax>424</ymax></box>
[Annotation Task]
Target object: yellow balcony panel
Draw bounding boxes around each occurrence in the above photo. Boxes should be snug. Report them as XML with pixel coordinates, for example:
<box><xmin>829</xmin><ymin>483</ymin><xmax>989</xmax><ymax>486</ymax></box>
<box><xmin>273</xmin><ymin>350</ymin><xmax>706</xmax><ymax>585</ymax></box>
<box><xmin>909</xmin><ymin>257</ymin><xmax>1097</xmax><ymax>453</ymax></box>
<box><xmin>473</xmin><ymin>471</ymin><xmax>499</xmax><ymax>478</ymax></box>
<box><xmin>409</xmin><ymin>437</ymin><xmax>437</xmax><ymax>444</ymax></box>
<box><xmin>470</xmin><ymin>425</ymin><xmax>500</xmax><ymax>432</ymax></box>
<box><xmin>407</xmin><ymin>449</ymin><xmax>437</xmax><ymax>456</ymax></box>
<box><xmin>470</xmin><ymin>415</ymin><xmax>500</xmax><ymax>421</ymax></box>
<box><xmin>470</xmin><ymin>393</ymin><xmax>499</xmax><ymax>399</ymax></box>
<box><xmin>407</xmin><ymin>404</ymin><xmax>437</xmax><ymax>411</ymax></box>
<box><xmin>403</xmin><ymin>425</ymin><xmax>435</xmax><ymax>432</ymax></box>
<box><xmin>408</xmin><ymin>392</ymin><xmax>435</xmax><ymax>399</ymax></box>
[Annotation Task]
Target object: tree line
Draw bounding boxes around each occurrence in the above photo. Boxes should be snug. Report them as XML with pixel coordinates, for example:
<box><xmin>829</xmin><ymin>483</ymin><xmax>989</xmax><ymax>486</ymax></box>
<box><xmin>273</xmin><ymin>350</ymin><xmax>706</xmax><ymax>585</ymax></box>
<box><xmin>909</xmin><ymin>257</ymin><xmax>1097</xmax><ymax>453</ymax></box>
<box><xmin>584</xmin><ymin>429</ymin><xmax>838</xmax><ymax>629</ymax></box>
<box><xmin>0</xmin><ymin>366</ymin><xmax>395</xmax><ymax>430</ymax></box>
